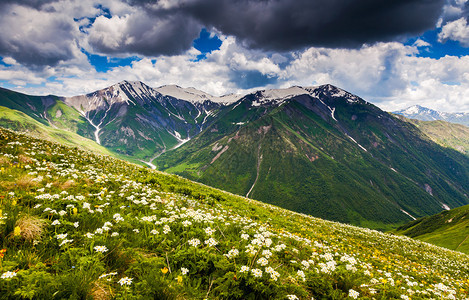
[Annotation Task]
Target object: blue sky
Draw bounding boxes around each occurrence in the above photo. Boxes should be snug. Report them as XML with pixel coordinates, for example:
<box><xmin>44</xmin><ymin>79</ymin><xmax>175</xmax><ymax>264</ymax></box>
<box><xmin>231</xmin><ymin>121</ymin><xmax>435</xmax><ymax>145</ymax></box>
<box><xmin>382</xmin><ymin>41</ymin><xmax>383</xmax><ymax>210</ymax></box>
<box><xmin>1</xmin><ymin>0</ymin><xmax>469</xmax><ymax>112</ymax></box>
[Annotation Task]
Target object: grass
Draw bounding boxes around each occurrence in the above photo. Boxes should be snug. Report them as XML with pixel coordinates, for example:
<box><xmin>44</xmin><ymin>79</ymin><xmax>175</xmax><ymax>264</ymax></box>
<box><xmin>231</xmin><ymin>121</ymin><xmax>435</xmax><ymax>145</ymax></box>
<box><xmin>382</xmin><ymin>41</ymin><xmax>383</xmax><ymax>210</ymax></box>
<box><xmin>0</xmin><ymin>127</ymin><xmax>468</xmax><ymax>299</ymax></box>
<box><xmin>394</xmin><ymin>204</ymin><xmax>469</xmax><ymax>254</ymax></box>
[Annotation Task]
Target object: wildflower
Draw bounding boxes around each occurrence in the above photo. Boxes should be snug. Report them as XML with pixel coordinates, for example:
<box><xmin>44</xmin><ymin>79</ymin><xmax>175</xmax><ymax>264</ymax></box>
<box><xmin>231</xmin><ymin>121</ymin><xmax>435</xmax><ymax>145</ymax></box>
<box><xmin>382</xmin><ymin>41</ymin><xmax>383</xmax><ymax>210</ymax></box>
<box><xmin>56</xmin><ymin>233</ymin><xmax>68</xmax><ymax>239</ymax></box>
<box><xmin>265</xmin><ymin>266</ymin><xmax>280</xmax><ymax>281</ymax></box>
<box><xmin>301</xmin><ymin>260</ymin><xmax>310</xmax><ymax>269</ymax></box>
<box><xmin>84</xmin><ymin>232</ymin><xmax>94</xmax><ymax>238</ymax></box>
<box><xmin>182</xmin><ymin>220</ymin><xmax>192</xmax><ymax>227</ymax></box>
<box><xmin>111</xmin><ymin>232</ymin><xmax>119</xmax><ymax>237</ymax></box>
<box><xmin>161</xmin><ymin>267</ymin><xmax>169</xmax><ymax>274</ymax></box>
<box><xmin>1</xmin><ymin>271</ymin><xmax>16</xmax><ymax>279</ymax></box>
<box><xmin>118</xmin><ymin>277</ymin><xmax>133</xmax><ymax>286</ymax></box>
<box><xmin>133</xmin><ymin>229</ymin><xmax>140</xmax><ymax>233</ymax></box>
<box><xmin>72</xmin><ymin>208</ymin><xmax>78</xmax><ymax>215</ymax></box>
<box><xmin>262</xmin><ymin>249</ymin><xmax>272</xmax><ymax>258</ymax></box>
<box><xmin>58</xmin><ymin>210</ymin><xmax>67</xmax><ymax>216</ymax></box>
<box><xmin>251</xmin><ymin>268</ymin><xmax>262</xmax><ymax>278</ymax></box>
<box><xmin>286</xmin><ymin>295</ymin><xmax>299</xmax><ymax>300</ymax></box>
<box><xmin>205</xmin><ymin>227</ymin><xmax>216</xmax><ymax>235</ymax></box>
<box><xmin>94</xmin><ymin>245</ymin><xmax>108</xmax><ymax>253</ymax></box>
<box><xmin>181</xmin><ymin>267</ymin><xmax>189</xmax><ymax>275</ymax></box>
<box><xmin>51</xmin><ymin>220</ymin><xmax>61</xmax><ymax>226</ymax></box>
<box><xmin>13</xmin><ymin>226</ymin><xmax>21</xmax><ymax>237</ymax></box>
<box><xmin>0</xmin><ymin>249</ymin><xmax>6</xmax><ymax>259</ymax></box>
<box><xmin>150</xmin><ymin>229</ymin><xmax>158</xmax><ymax>235</ymax></box>
<box><xmin>188</xmin><ymin>238</ymin><xmax>200</xmax><ymax>247</ymax></box>
<box><xmin>73</xmin><ymin>222</ymin><xmax>79</xmax><ymax>228</ymax></box>
<box><xmin>204</xmin><ymin>238</ymin><xmax>218</xmax><ymax>247</ymax></box>
<box><xmin>348</xmin><ymin>289</ymin><xmax>359</xmax><ymax>299</ymax></box>
<box><xmin>177</xmin><ymin>275</ymin><xmax>183</xmax><ymax>284</ymax></box>
<box><xmin>297</xmin><ymin>270</ymin><xmax>306</xmax><ymax>281</ymax></box>
<box><xmin>163</xmin><ymin>225</ymin><xmax>171</xmax><ymax>234</ymax></box>
<box><xmin>257</xmin><ymin>257</ymin><xmax>268</xmax><ymax>266</ymax></box>
<box><xmin>240</xmin><ymin>265</ymin><xmax>250</xmax><ymax>273</ymax></box>
<box><xmin>59</xmin><ymin>239</ymin><xmax>73</xmax><ymax>247</ymax></box>
<box><xmin>241</xmin><ymin>233</ymin><xmax>249</xmax><ymax>240</ymax></box>
<box><xmin>224</xmin><ymin>248</ymin><xmax>239</xmax><ymax>259</ymax></box>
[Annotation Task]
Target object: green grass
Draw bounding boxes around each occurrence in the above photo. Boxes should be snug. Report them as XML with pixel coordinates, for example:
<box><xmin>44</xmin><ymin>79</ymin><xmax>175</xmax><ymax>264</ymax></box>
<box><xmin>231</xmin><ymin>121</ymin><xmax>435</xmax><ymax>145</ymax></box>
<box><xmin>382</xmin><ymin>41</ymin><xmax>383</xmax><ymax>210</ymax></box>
<box><xmin>0</xmin><ymin>127</ymin><xmax>469</xmax><ymax>299</ymax></box>
<box><xmin>400</xmin><ymin>117</ymin><xmax>469</xmax><ymax>156</ymax></box>
<box><xmin>394</xmin><ymin>204</ymin><xmax>469</xmax><ymax>254</ymax></box>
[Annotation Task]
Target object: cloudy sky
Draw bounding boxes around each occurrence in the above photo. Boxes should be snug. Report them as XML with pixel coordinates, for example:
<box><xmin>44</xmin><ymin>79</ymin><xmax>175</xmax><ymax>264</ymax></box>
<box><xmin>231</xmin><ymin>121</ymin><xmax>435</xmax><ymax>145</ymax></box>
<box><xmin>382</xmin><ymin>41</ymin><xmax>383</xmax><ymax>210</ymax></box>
<box><xmin>1</xmin><ymin>0</ymin><xmax>469</xmax><ymax>112</ymax></box>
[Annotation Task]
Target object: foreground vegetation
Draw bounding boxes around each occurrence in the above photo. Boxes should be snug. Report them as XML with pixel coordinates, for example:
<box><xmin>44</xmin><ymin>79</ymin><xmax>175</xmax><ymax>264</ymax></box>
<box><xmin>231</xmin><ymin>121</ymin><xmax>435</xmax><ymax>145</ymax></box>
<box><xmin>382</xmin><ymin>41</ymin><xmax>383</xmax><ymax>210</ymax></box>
<box><xmin>0</xmin><ymin>127</ymin><xmax>468</xmax><ymax>299</ymax></box>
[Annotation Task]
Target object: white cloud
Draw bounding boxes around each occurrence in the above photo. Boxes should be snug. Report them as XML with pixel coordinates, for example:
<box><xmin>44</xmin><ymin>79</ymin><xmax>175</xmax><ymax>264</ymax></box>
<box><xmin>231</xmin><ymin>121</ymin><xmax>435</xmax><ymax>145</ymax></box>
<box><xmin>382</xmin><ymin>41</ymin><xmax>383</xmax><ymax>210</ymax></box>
<box><xmin>439</xmin><ymin>17</ymin><xmax>469</xmax><ymax>46</ymax></box>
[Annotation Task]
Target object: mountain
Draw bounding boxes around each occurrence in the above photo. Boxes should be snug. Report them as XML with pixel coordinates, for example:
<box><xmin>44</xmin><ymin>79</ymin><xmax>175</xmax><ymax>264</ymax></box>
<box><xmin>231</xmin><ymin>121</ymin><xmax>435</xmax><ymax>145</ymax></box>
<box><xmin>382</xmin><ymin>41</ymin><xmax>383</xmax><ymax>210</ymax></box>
<box><xmin>155</xmin><ymin>84</ymin><xmax>469</xmax><ymax>230</ymax></box>
<box><xmin>394</xmin><ymin>105</ymin><xmax>469</xmax><ymax>126</ymax></box>
<box><xmin>395</xmin><ymin>204</ymin><xmax>469</xmax><ymax>254</ymax></box>
<box><xmin>397</xmin><ymin>116</ymin><xmax>469</xmax><ymax>156</ymax></box>
<box><xmin>2</xmin><ymin>82</ymin><xmax>469</xmax><ymax>230</ymax></box>
<box><xmin>62</xmin><ymin>80</ymin><xmax>224</xmax><ymax>160</ymax></box>
<box><xmin>1</xmin><ymin>127</ymin><xmax>468</xmax><ymax>299</ymax></box>
<box><xmin>0</xmin><ymin>81</ymin><xmax>227</xmax><ymax>162</ymax></box>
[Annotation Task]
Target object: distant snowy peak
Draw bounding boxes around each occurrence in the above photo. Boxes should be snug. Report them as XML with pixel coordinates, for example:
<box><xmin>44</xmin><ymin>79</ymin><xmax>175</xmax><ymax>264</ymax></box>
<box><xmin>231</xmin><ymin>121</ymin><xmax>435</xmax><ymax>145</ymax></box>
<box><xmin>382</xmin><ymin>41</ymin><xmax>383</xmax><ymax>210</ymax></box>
<box><xmin>394</xmin><ymin>105</ymin><xmax>469</xmax><ymax>126</ymax></box>
<box><xmin>156</xmin><ymin>85</ymin><xmax>241</xmax><ymax>104</ymax></box>
<box><xmin>397</xmin><ymin>105</ymin><xmax>442</xmax><ymax>120</ymax></box>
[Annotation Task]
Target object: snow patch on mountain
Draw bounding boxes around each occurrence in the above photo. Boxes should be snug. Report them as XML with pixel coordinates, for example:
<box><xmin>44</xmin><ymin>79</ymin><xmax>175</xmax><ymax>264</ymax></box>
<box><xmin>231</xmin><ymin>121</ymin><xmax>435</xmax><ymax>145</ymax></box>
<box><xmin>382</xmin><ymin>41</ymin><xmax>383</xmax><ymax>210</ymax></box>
<box><xmin>156</xmin><ymin>85</ymin><xmax>240</xmax><ymax>104</ymax></box>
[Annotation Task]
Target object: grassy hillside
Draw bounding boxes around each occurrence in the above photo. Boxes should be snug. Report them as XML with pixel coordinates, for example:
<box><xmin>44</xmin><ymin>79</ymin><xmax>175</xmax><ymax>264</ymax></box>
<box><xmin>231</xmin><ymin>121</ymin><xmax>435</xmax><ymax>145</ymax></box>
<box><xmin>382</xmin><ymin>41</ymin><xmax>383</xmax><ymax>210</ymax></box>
<box><xmin>1</xmin><ymin>127</ymin><xmax>468</xmax><ymax>299</ymax></box>
<box><xmin>0</xmin><ymin>106</ymin><xmax>111</xmax><ymax>155</ymax></box>
<box><xmin>395</xmin><ymin>205</ymin><xmax>469</xmax><ymax>254</ymax></box>
<box><xmin>400</xmin><ymin>117</ymin><xmax>469</xmax><ymax>156</ymax></box>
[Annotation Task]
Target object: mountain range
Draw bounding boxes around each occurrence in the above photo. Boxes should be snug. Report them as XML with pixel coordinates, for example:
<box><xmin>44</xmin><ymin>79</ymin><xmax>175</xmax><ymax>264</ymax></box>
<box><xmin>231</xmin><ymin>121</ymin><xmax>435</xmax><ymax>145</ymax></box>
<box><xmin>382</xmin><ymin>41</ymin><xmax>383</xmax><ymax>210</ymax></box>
<box><xmin>394</xmin><ymin>105</ymin><xmax>469</xmax><ymax>126</ymax></box>
<box><xmin>1</xmin><ymin>81</ymin><xmax>469</xmax><ymax>230</ymax></box>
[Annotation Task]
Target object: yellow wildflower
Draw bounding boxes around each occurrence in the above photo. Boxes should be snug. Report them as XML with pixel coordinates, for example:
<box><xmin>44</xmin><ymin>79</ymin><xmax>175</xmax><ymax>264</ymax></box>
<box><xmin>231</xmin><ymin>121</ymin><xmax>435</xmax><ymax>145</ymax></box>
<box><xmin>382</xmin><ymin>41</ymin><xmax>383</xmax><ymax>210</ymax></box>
<box><xmin>13</xmin><ymin>226</ymin><xmax>21</xmax><ymax>237</ymax></box>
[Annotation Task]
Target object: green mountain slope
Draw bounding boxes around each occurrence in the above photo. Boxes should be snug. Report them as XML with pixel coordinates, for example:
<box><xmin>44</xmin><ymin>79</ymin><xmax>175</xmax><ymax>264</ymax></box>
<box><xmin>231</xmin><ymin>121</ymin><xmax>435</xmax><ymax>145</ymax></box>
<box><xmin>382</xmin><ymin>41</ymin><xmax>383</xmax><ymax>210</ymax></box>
<box><xmin>395</xmin><ymin>205</ymin><xmax>469</xmax><ymax>254</ymax></box>
<box><xmin>156</xmin><ymin>85</ymin><xmax>469</xmax><ymax>230</ymax></box>
<box><xmin>0</xmin><ymin>106</ymin><xmax>115</xmax><ymax>158</ymax></box>
<box><xmin>398</xmin><ymin>116</ymin><xmax>469</xmax><ymax>155</ymax></box>
<box><xmin>0</xmin><ymin>87</ymin><xmax>96</xmax><ymax>139</ymax></box>
<box><xmin>0</xmin><ymin>127</ymin><xmax>468</xmax><ymax>299</ymax></box>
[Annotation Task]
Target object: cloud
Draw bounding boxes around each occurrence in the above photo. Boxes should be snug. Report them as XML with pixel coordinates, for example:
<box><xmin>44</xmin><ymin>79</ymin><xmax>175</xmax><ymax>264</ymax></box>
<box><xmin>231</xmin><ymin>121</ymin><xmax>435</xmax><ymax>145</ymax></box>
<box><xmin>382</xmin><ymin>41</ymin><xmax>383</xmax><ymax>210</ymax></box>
<box><xmin>0</xmin><ymin>4</ymin><xmax>84</xmax><ymax>67</ymax></box>
<box><xmin>438</xmin><ymin>17</ymin><xmax>469</xmax><ymax>46</ymax></box>
<box><xmin>175</xmin><ymin>0</ymin><xmax>444</xmax><ymax>51</ymax></box>
<box><xmin>86</xmin><ymin>10</ymin><xmax>201</xmax><ymax>56</ymax></box>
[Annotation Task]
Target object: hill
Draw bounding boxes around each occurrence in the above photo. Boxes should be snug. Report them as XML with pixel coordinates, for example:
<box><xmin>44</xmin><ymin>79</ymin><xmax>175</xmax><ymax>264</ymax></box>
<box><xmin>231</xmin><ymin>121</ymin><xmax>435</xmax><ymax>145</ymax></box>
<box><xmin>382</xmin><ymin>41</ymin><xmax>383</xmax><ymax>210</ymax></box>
<box><xmin>395</xmin><ymin>204</ymin><xmax>469</xmax><ymax>254</ymax></box>
<box><xmin>0</xmin><ymin>127</ymin><xmax>468</xmax><ymax>299</ymax></box>
<box><xmin>396</xmin><ymin>116</ymin><xmax>469</xmax><ymax>156</ymax></box>
<box><xmin>0</xmin><ymin>106</ymin><xmax>115</xmax><ymax>158</ymax></box>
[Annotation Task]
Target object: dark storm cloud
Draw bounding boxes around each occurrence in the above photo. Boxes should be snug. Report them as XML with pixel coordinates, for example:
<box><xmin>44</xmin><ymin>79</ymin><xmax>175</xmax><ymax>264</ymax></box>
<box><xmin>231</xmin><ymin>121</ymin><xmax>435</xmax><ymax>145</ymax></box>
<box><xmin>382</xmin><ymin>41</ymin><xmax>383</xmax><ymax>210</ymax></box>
<box><xmin>0</xmin><ymin>2</ymin><xmax>79</xmax><ymax>67</ymax></box>
<box><xmin>0</xmin><ymin>0</ymin><xmax>57</xmax><ymax>9</ymax></box>
<box><xmin>87</xmin><ymin>11</ymin><xmax>202</xmax><ymax>57</ymax></box>
<box><xmin>174</xmin><ymin>0</ymin><xmax>445</xmax><ymax>50</ymax></box>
